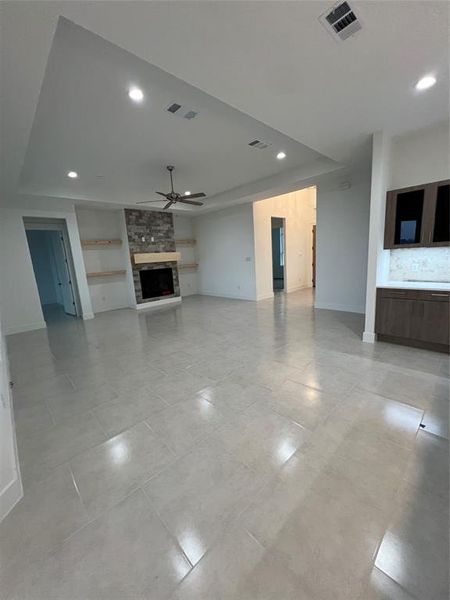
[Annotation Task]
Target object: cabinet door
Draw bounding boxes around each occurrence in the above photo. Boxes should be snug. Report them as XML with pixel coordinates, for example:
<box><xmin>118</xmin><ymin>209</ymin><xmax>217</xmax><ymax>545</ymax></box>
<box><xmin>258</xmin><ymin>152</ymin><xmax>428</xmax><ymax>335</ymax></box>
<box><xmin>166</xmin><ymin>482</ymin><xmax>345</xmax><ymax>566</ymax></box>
<box><xmin>384</xmin><ymin>185</ymin><xmax>430</xmax><ymax>249</ymax></box>
<box><xmin>375</xmin><ymin>297</ymin><xmax>416</xmax><ymax>338</ymax></box>
<box><xmin>411</xmin><ymin>300</ymin><xmax>449</xmax><ymax>345</ymax></box>
<box><xmin>428</xmin><ymin>181</ymin><xmax>450</xmax><ymax>246</ymax></box>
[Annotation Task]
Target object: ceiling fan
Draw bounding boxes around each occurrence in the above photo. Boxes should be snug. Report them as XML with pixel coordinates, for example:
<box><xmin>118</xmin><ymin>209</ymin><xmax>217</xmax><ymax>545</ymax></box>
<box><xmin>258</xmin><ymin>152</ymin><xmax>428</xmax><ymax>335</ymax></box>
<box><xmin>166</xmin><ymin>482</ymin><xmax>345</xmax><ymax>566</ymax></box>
<box><xmin>137</xmin><ymin>166</ymin><xmax>206</xmax><ymax>210</ymax></box>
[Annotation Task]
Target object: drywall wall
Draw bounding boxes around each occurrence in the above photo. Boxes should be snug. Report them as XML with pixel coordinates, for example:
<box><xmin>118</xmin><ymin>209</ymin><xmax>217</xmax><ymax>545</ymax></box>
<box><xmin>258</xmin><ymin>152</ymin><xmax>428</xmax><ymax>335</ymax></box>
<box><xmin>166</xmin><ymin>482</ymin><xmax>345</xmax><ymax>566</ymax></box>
<box><xmin>76</xmin><ymin>208</ymin><xmax>132</xmax><ymax>313</ymax></box>
<box><xmin>173</xmin><ymin>215</ymin><xmax>198</xmax><ymax>297</ymax></box>
<box><xmin>316</xmin><ymin>173</ymin><xmax>371</xmax><ymax>314</ymax></box>
<box><xmin>253</xmin><ymin>187</ymin><xmax>316</xmax><ymax>300</ymax></box>
<box><xmin>195</xmin><ymin>203</ymin><xmax>257</xmax><ymax>300</ymax></box>
<box><xmin>0</xmin><ymin>202</ymin><xmax>93</xmax><ymax>335</ymax></box>
<box><xmin>25</xmin><ymin>230</ymin><xmax>59</xmax><ymax>306</ymax></box>
<box><xmin>0</xmin><ymin>306</ymin><xmax>22</xmax><ymax>521</ymax></box>
<box><xmin>389</xmin><ymin>121</ymin><xmax>450</xmax><ymax>190</ymax></box>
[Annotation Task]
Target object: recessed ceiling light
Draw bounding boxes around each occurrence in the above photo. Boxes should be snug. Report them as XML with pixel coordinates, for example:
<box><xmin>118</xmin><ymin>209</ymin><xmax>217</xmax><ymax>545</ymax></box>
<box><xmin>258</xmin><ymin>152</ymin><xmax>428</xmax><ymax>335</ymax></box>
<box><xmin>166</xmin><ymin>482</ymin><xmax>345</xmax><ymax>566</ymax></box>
<box><xmin>67</xmin><ymin>171</ymin><xmax>78</xmax><ymax>179</ymax></box>
<box><xmin>277</xmin><ymin>151</ymin><xmax>287</xmax><ymax>160</ymax></box>
<box><xmin>184</xmin><ymin>191</ymin><xmax>191</xmax><ymax>196</ymax></box>
<box><xmin>415</xmin><ymin>75</ymin><xmax>436</xmax><ymax>91</ymax></box>
<box><xmin>128</xmin><ymin>87</ymin><xmax>144</xmax><ymax>102</ymax></box>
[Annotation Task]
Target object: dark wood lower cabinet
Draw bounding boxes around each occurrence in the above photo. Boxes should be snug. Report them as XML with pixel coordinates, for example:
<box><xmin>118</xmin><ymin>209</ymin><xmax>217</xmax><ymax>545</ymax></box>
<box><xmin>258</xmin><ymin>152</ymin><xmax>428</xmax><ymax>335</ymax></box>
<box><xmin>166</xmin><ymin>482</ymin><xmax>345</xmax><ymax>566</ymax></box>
<box><xmin>375</xmin><ymin>288</ymin><xmax>449</xmax><ymax>353</ymax></box>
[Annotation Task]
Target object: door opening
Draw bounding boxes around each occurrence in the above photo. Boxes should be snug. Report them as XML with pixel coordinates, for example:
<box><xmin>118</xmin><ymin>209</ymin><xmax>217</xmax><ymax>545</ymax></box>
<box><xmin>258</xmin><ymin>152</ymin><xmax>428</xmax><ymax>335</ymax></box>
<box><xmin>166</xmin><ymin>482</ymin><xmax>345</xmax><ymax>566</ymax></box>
<box><xmin>271</xmin><ymin>217</ymin><xmax>285</xmax><ymax>292</ymax></box>
<box><xmin>24</xmin><ymin>220</ymin><xmax>79</xmax><ymax>323</ymax></box>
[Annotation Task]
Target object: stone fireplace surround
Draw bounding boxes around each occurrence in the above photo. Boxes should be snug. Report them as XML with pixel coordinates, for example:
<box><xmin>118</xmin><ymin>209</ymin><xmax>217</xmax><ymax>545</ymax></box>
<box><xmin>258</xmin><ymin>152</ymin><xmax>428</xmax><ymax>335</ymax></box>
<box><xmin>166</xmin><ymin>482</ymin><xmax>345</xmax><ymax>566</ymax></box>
<box><xmin>124</xmin><ymin>209</ymin><xmax>181</xmax><ymax>305</ymax></box>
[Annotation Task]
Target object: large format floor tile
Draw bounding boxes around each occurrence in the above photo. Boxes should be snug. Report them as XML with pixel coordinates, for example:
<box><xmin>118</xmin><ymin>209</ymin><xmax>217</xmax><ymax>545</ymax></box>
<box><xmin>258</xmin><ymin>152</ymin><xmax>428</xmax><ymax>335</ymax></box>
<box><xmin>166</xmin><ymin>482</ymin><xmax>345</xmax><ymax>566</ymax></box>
<box><xmin>3</xmin><ymin>290</ymin><xmax>448</xmax><ymax>599</ymax></box>
<box><xmin>71</xmin><ymin>422</ymin><xmax>175</xmax><ymax>518</ymax></box>
<box><xmin>6</xmin><ymin>490</ymin><xmax>191</xmax><ymax>600</ymax></box>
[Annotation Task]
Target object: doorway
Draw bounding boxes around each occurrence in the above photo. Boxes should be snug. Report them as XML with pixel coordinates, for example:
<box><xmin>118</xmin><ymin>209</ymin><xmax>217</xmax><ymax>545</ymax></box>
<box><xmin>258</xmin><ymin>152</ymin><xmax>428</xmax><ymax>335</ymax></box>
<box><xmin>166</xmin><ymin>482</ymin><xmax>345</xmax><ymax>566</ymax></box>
<box><xmin>271</xmin><ymin>217</ymin><xmax>285</xmax><ymax>292</ymax></box>
<box><xmin>24</xmin><ymin>220</ymin><xmax>79</xmax><ymax>323</ymax></box>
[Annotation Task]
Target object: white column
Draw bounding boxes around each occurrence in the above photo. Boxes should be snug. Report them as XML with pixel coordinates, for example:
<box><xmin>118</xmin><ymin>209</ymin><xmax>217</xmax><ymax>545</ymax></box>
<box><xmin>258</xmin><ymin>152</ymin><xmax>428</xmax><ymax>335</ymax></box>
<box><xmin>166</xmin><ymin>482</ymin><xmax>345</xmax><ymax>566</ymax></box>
<box><xmin>363</xmin><ymin>131</ymin><xmax>391</xmax><ymax>343</ymax></box>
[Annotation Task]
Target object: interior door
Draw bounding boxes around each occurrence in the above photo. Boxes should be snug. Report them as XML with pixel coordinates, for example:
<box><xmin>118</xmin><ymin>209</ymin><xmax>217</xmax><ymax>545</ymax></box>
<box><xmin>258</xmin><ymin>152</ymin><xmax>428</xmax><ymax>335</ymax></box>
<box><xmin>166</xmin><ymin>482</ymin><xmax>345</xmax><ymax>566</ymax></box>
<box><xmin>51</xmin><ymin>232</ymin><xmax>77</xmax><ymax>316</ymax></box>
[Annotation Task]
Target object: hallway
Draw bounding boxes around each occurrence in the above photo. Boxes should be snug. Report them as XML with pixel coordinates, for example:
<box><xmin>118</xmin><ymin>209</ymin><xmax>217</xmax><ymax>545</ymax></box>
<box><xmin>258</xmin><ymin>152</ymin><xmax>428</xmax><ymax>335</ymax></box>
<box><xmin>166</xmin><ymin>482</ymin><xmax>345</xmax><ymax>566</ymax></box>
<box><xmin>1</xmin><ymin>290</ymin><xmax>448</xmax><ymax>599</ymax></box>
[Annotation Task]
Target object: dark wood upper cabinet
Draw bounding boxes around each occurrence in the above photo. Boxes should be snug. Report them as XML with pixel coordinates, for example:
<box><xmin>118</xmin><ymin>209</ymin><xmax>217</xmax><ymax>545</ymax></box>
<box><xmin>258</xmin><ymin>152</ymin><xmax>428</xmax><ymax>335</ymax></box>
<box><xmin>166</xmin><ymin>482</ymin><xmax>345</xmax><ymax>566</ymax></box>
<box><xmin>384</xmin><ymin>179</ymin><xmax>450</xmax><ymax>249</ymax></box>
<box><xmin>430</xmin><ymin>182</ymin><xmax>450</xmax><ymax>246</ymax></box>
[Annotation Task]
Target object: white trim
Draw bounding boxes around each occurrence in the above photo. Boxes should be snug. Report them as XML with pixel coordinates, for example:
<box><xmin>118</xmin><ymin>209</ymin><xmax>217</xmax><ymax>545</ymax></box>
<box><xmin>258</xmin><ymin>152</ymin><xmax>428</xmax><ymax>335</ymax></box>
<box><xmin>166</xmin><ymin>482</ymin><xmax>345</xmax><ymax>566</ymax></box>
<box><xmin>0</xmin><ymin>474</ymin><xmax>23</xmax><ymax>522</ymax></box>
<box><xmin>136</xmin><ymin>296</ymin><xmax>182</xmax><ymax>310</ymax></box>
<box><xmin>256</xmin><ymin>292</ymin><xmax>274</xmax><ymax>301</ymax></box>
<box><xmin>285</xmin><ymin>284</ymin><xmax>310</xmax><ymax>294</ymax></box>
<box><xmin>314</xmin><ymin>301</ymin><xmax>365</xmax><ymax>314</ymax></box>
<box><xmin>5</xmin><ymin>320</ymin><xmax>47</xmax><ymax>336</ymax></box>
<box><xmin>199</xmin><ymin>290</ymin><xmax>257</xmax><ymax>301</ymax></box>
<box><xmin>82</xmin><ymin>312</ymin><xmax>94</xmax><ymax>320</ymax></box>
<box><xmin>362</xmin><ymin>331</ymin><xmax>376</xmax><ymax>343</ymax></box>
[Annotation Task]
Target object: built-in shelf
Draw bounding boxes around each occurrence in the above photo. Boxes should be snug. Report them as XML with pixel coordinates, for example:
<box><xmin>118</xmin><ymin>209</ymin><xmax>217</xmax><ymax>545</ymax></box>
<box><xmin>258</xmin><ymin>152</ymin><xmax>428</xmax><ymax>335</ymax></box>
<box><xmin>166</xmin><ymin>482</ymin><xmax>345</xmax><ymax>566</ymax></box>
<box><xmin>179</xmin><ymin>263</ymin><xmax>199</xmax><ymax>270</ymax></box>
<box><xmin>86</xmin><ymin>270</ymin><xmax>126</xmax><ymax>279</ymax></box>
<box><xmin>175</xmin><ymin>239</ymin><xmax>196</xmax><ymax>246</ymax></box>
<box><xmin>82</xmin><ymin>239</ymin><xmax>122</xmax><ymax>247</ymax></box>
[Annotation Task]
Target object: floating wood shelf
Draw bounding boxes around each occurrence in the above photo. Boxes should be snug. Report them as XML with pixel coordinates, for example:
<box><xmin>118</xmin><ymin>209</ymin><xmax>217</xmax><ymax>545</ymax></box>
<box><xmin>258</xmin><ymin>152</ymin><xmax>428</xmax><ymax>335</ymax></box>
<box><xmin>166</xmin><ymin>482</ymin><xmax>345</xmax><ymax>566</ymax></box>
<box><xmin>179</xmin><ymin>263</ymin><xmax>199</xmax><ymax>270</ymax></box>
<box><xmin>86</xmin><ymin>270</ymin><xmax>126</xmax><ymax>279</ymax></box>
<box><xmin>134</xmin><ymin>252</ymin><xmax>181</xmax><ymax>265</ymax></box>
<box><xmin>175</xmin><ymin>239</ymin><xmax>196</xmax><ymax>246</ymax></box>
<box><xmin>82</xmin><ymin>239</ymin><xmax>122</xmax><ymax>247</ymax></box>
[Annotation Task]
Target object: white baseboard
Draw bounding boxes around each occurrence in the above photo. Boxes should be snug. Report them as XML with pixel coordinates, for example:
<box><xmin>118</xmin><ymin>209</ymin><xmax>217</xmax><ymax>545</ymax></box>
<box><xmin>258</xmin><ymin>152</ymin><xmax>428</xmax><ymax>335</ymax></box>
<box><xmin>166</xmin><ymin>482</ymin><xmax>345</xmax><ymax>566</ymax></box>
<box><xmin>136</xmin><ymin>296</ymin><xmax>182</xmax><ymax>310</ymax></box>
<box><xmin>285</xmin><ymin>284</ymin><xmax>310</xmax><ymax>294</ymax></box>
<box><xmin>0</xmin><ymin>474</ymin><xmax>23</xmax><ymax>522</ymax></box>
<box><xmin>362</xmin><ymin>331</ymin><xmax>376</xmax><ymax>343</ymax></box>
<box><xmin>199</xmin><ymin>291</ymin><xmax>257</xmax><ymax>301</ymax></box>
<box><xmin>314</xmin><ymin>301</ymin><xmax>365</xmax><ymax>314</ymax></box>
<box><xmin>256</xmin><ymin>292</ymin><xmax>274</xmax><ymax>301</ymax></box>
<box><xmin>5</xmin><ymin>320</ymin><xmax>46</xmax><ymax>336</ymax></box>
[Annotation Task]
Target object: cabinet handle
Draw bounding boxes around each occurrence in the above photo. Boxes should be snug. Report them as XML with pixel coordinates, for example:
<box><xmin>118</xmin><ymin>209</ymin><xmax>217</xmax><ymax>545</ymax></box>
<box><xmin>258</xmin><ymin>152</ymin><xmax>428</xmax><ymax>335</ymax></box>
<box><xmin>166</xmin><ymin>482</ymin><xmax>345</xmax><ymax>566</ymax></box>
<box><xmin>431</xmin><ymin>293</ymin><xmax>449</xmax><ymax>297</ymax></box>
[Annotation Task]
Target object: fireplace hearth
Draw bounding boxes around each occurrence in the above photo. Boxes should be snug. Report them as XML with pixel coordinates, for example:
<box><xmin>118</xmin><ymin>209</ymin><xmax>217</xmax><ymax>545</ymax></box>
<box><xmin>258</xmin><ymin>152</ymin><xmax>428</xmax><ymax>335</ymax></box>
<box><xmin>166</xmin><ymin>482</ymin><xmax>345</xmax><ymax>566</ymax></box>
<box><xmin>139</xmin><ymin>267</ymin><xmax>174</xmax><ymax>300</ymax></box>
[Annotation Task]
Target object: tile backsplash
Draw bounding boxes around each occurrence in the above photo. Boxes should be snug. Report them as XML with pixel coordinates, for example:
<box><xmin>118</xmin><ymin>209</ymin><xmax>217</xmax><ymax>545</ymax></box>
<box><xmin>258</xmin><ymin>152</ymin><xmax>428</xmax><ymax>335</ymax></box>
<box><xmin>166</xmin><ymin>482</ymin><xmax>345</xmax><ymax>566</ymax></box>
<box><xmin>389</xmin><ymin>247</ymin><xmax>450</xmax><ymax>283</ymax></box>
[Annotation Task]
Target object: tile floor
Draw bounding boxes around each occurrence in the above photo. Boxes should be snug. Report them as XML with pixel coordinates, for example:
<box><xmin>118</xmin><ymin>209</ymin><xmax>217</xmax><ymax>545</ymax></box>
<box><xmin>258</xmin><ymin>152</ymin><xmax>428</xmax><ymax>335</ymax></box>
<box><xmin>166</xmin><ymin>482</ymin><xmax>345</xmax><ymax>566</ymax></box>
<box><xmin>1</xmin><ymin>290</ymin><xmax>448</xmax><ymax>599</ymax></box>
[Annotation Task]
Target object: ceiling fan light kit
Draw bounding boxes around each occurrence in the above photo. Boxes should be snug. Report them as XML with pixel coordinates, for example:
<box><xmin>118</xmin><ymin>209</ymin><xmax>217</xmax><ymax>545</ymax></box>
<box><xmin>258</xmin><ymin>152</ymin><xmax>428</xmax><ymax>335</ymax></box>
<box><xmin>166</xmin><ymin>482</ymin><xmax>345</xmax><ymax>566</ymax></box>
<box><xmin>137</xmin><ymin>166</ymin><xmax>206</xmax><ymax>210</ymax></box>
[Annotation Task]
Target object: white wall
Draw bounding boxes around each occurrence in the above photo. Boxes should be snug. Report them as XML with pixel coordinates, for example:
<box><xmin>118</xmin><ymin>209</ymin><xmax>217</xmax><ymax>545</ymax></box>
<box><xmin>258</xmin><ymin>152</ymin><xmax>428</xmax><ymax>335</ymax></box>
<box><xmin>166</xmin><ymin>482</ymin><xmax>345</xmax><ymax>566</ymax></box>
<box><xmin>0</xmin><ymin>201</ymin><xmax>93</xmax><ymax>335</ymax></box>
<box><xmin>76</xmin><ymin>208</ymin><xmax>132</xmax><ymax>313</ymax></box>
<box><xmin>173</xmin><ymin>215</ymin><xmax>198</xmax><ymax>297</ymax></box>
<box><xmin>253</xmin><ymin>187</ymin><xmax>316</xmax><ymax>300</ymax></box>
<box><xmin>0</xmin><ymin>304</ymin><xmax>22</xmax><ymax>522</ymax></box>
<box><xmin>316</xmin><ymin>172</ymin><xmax>371</xmax><ymax>314</ymax></box>
<box><xmin>195</xmin><ymin>203</ymin><xmax>257</xmax><ymax>301</ymax></box>
<box><xmin>389</xmin><ymin>121</ymin><xmax>450</xmax><ymax>190</ymax></box>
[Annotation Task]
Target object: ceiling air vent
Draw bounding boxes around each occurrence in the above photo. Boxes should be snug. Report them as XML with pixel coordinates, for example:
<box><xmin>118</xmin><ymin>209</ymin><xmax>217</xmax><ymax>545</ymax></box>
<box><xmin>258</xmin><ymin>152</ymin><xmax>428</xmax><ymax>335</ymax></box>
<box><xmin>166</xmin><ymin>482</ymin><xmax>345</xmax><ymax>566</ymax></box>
<box><xmin>319</xmin><ymin>1</ymin><xmax>362</xmax><ymax>41</ymax></box>
<box><xmin>167</xmin><ymin>103</ymin><xmax>182</xmax><ymax>114</ymax></box>
<box><xmin>166</xmin><ymin>103</ymin><xmax>199</xmax><ymax>120</ymax></box>
<box><xmin>248</xmin><ymin>139</ymin><xmax>272</xmax><ymax>150</ymax></box>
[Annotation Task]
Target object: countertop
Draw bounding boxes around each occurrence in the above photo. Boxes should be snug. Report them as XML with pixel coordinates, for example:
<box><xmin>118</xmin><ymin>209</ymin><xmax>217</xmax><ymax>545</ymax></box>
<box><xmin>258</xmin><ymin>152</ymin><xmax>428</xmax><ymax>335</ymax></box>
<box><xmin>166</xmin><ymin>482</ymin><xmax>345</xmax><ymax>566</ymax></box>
<box><xmin>378</xmin><ymin>281</ymin><xmax>450</xmax><ymax>291</ymax></box>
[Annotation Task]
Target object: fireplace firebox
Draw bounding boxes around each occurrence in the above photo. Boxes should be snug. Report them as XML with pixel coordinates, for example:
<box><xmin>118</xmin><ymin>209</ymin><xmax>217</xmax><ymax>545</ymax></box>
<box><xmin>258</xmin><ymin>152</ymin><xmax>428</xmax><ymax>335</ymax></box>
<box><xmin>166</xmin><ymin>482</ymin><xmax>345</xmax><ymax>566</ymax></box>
<box><xmin>139</xmin><ymin>268</ymin><xmax>174</xmax><ymax>300</ymax></box>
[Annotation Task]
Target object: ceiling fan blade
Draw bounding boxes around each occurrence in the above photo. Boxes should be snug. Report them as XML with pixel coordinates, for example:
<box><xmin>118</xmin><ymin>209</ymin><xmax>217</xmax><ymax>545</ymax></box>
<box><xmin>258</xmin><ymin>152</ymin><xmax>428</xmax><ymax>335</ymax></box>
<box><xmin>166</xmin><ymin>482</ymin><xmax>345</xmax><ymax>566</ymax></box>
<box><xmin>183</xmin><ymin>192</ymin><xmax>206</xmax><ymax>199</ymax></box>
<box><xmin>156</xmin><ymin>191</ymin><xmax>168</xmax><ymax>197</ymax></box>
<box><xmin>178</xmin><ymin>199</ymin><xmax>204</xmax><ymax>206</ymax></box>
<box><xmin>163</xmin><ymin>201</ymin><xmax>174</xmax><ymax>210</ymax></box>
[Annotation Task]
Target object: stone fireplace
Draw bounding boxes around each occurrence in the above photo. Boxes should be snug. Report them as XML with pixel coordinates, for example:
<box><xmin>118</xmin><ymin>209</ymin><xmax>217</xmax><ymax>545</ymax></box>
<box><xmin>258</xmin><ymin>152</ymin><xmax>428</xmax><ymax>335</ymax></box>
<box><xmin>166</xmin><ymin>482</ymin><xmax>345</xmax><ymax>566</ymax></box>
<box><xmin>124</xmin><ymin>209</ymin><xmax>180</xmax><ymax>305</ymax></box>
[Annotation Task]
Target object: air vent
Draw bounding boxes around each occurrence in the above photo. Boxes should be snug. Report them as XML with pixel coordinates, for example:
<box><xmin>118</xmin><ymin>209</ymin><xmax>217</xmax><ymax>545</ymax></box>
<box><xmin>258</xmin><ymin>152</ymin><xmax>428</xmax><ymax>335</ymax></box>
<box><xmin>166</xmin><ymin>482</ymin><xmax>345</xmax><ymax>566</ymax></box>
<box><xmin>319</xmin><ymin>1</ymin><xmax>362</xmax><ymax>41</ymax></box>
<box><xmin>248</xmin><ymin>139</ymin><xmax>272</xmax><ymax>150</ymax></box>
<box><xmin>166</xmin><ymin>103</ymin><xmax>199</xmax><ymax>120</ymax></box>
<box><xmin>167</xmin><ymin>103</ymin><xmax>182</xmax><ymax>114</ymax></box>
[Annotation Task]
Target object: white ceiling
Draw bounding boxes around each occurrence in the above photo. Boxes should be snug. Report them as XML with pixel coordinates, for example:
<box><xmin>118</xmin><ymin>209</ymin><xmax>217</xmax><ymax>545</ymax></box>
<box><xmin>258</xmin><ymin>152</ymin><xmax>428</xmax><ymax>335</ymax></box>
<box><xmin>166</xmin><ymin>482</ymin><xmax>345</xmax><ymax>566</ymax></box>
<box><xmin>19</xmin><ymin>18</ymin><xmax>330</xmax><ymax>210</ymax></box>
<box><xmin>1</xmin><ymin>1</ymin><xmax>448</xmax><ymax>212</ymax></box>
